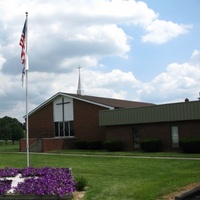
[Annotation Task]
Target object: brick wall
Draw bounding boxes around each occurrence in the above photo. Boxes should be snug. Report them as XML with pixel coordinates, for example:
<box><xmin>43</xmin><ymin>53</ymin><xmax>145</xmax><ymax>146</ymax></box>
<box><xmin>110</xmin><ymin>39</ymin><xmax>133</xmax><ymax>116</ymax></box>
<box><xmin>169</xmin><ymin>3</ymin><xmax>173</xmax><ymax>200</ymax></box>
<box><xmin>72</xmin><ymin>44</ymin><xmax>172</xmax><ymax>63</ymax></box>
<box><xmin>28</xmin><ymin>102</ymin><xmax>54</xmax><ymax>138</ymax></box>
<box><xmin>23</xmin><ymin>97</ymin><xmax>109</xmax><ymax>152</ymax></box>
<box><xmin>42</xmin><ymin>138</ymin><xmax>64</xmax><ymax>152</ymax></box>
<box><xmin>178</xmin><ymin>120</ymin><xmax>200</xmax><ymax>138</ymax></box>
<box><xmin>73</xmin><ymin>99</ymin><xmax>107</xmax><ymax>141</ymax></box>
<box><xmin>20</xmin><ymin>138</ymin><xmax>78</xmax><ymax>152</ymax></box>
<box><xmin>42</xmin><ymin>138</ymin><xmax>78</xmax><ymax>152</ymax></box>
<box><xmin>104</xmin><ymin>120</ymin><xmax>200</xmax><ymax>151</ymax></box>
<box><xmin>106</xmin><ymin>125</ymin><xmax>133</xmax><ymax>151</ymax></box>
<box><xmin>138</xmin><ymin>120</ymin><xmax>200</xmax><ymax>151</ymax></box>
<box><xmin>28</xmin><ymin>98</ymin><xmax>108</xmax><ymax>142</ymax></box>
<box><xmin>137</xmin><ymin>122</ymin><xmax>172</xmax><ymax>150</ymax></box>
<box><xmin>20</xmin><ymin>138</ymin><xmax>38</xmax><ymax>152</ymax></box>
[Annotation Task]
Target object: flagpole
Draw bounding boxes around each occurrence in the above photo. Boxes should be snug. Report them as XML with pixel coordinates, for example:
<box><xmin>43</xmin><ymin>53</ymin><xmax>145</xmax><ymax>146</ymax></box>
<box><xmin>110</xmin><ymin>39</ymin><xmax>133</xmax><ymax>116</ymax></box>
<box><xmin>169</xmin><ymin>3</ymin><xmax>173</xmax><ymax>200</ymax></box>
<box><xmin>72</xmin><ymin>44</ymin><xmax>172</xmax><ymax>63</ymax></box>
<box><xmin>25</xmin><ymin>11</ymin><xmax>30</xmax><ymax>167</ymax></box>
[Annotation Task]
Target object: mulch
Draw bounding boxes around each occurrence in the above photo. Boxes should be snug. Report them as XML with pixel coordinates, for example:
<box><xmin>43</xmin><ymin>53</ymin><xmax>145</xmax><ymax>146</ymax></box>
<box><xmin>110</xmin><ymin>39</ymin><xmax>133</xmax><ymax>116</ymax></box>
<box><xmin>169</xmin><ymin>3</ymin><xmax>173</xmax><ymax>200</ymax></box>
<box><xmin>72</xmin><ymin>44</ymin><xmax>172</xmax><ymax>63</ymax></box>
<box><xmin>159</xmin><ymin>183</ymin><xmax>200</xmax><ymax>200</ymax></box>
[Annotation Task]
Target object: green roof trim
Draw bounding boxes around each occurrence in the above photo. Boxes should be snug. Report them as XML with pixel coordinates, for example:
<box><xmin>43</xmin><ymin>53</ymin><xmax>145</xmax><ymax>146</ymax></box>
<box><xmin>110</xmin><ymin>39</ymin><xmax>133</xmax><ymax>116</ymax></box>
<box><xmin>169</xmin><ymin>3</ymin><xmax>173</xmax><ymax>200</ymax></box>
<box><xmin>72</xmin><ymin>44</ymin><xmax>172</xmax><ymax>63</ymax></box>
<box><xmin>99</xmin><ymin>101</ymin><xmax>200</xmax><ymax>126</ymax></box>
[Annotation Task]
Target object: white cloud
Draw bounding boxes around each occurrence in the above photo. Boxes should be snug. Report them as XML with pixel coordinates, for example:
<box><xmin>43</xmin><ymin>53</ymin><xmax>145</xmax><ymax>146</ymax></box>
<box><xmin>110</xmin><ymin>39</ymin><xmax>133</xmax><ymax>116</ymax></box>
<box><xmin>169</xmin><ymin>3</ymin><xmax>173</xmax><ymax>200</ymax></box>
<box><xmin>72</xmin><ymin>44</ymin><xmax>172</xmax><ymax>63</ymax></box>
<box><xmin>190</xmin><ymin>50</ymin><xmax>200</xmax><ymax>67</ymax></box>
<box><xmin>60</xmin><ymin>56</ymin><xmax>98</xmax><ymax>69</ymax></box>
<box><xmin>142</xmin><ymin>19</ymin><xmax>192</xmax><ymax>44</ymax></box>
<box><xmin>0</xmin><ymin>51</ymin><xmax>6</xmax><ymax>71</ymax></box>
<box><xmin>0</xmin><ymin>0</ymin><xmax>197</xmax><ymax>121</ymax></box>
<box><xmin>0</xmin><ymin>0</ymin><xmax>191</xmax><ymax>74</ymax></box>
<box><xmin>1</xmin><ymin>49</ymin><xmax>200</xmax><ymax>121</ymax></box>
<box><xmin>138</xmin><ymin>50</ymin><xmax>200</xmax><ymax>103</ymax></box>
<box><xmin>85</xmin><ymin>69</ymin><xmax>138</xmax><ymax>86</ymax></box>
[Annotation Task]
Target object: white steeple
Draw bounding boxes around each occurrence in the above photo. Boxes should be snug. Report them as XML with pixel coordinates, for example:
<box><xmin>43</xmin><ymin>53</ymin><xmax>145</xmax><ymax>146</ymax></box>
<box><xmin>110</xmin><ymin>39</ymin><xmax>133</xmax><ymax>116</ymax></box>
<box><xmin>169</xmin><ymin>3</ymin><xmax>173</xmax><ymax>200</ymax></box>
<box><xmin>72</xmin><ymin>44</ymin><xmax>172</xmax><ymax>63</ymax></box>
<box><xmin>77</xmin><ymin>66</ymin><xmax>84</xmax><ymax>95</ymax></box>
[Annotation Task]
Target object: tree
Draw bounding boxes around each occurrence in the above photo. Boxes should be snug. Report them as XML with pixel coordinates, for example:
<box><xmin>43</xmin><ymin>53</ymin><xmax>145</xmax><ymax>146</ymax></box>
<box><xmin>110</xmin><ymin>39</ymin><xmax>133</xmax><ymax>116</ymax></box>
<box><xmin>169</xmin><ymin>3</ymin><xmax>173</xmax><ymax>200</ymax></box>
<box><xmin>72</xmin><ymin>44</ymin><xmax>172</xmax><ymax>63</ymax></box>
<box><xmin>10</xmin><ymin>121</ymin><xmax>24</xmax><ymax>144</ymax></box>
<box><xmin>0</xmin><ymin>116</ymin><xmax>24</xmax><ymax>144</ymax></box>
<box><xmin>0</xmin><ymin>122</ymin><xmax>11</xmax><ymax>143</ymax></box>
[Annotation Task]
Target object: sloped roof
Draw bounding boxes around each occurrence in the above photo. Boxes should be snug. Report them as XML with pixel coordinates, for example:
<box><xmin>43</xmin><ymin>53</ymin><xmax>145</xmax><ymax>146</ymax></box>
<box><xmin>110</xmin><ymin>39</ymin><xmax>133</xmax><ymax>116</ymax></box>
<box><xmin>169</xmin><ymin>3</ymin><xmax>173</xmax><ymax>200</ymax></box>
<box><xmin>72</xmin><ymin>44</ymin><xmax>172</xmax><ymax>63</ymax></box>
<box><xmin>26</xmin><ymin>92</ymin><xmax>154</xmax><ymax>118</ymax></box>
<box><xmin>99</xmin><ymin>100</ymin><xmax>200</xmax><ymax>126</ymax></box>
<box><xmin>63</xmin><ymin>93</ymin><xmax>154</xmax><ymax>109</ymax></box>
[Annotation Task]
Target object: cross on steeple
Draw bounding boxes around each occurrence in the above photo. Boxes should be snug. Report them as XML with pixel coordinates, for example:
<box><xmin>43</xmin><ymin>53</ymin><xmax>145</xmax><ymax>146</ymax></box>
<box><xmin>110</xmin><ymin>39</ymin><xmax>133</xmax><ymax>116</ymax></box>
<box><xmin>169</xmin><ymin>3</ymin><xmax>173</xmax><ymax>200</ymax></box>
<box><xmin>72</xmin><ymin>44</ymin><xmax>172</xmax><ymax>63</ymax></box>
<box><xmin>77</xmin><ymin>66</ymin><xmax>84</xmax><ymax>95</ymax></box>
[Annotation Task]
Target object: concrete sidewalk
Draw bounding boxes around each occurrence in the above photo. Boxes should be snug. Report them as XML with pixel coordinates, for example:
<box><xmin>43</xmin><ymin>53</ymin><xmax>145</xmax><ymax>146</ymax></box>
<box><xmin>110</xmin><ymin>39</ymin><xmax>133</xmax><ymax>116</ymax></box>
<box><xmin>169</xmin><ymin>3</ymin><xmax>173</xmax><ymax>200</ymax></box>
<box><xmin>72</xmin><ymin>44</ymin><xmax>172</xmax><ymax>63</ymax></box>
<box><xmin>46</xmin><ymin>153</ymin><xmax>200</xmax><ymax>160</ymax></box>
<box><xmin>6</xmin><ymin>151</ymin><xmax>200</xmax><ymax>161</ymax></box>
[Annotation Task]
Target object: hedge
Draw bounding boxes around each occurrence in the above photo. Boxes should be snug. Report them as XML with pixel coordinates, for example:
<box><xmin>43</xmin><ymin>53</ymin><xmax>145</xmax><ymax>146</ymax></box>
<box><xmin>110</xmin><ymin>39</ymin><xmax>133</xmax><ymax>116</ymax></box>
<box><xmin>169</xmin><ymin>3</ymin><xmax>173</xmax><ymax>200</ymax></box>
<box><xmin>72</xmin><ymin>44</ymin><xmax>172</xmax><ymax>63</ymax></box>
<box><xmin>75</xmin><ymin>140</ymin><xmax>103</xmax><ymax>150</ymax></box>
<box><xmin>179</xmin><ymin>138</ymin><xmax>200</xmax><ymax>153</ymax></box>
<box><xmin>104</xmin><ymin>140</ymin><xmax>123</xmax><ymax>151</ymax></box>
<box><xmin>140</xmin><ymin>138</ymin><xmax>162</xmax><ymax>152</ymax></box>
<box><xmin>74</xmin><ymin>140</ymin><xmax>87</xmax><ymax>149</ymax></box>
<box><xmin>87</xmin><ymin>141</ymin><xmax>103</xmax><ymax>150</ymax></box>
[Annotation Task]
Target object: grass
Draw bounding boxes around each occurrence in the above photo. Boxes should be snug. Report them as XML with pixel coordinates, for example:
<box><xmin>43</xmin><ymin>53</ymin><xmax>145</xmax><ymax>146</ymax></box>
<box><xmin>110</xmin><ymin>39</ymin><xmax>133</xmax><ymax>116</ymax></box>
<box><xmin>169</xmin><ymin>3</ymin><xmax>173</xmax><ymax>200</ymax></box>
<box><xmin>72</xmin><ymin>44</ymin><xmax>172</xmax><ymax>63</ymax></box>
<box><xmin>0</xmin><ymin>142</ymin><xmax>200</xmax><ymax>200</ymax></box>
<box><xmin>54</xmin><ymin>149</ymin><xmax>200</xmax><ymax>158</ymax></box>
<box><xmin>0</xmin><ymin>140</ymin><xmax>20</xmax><ymax>152</ymax></box>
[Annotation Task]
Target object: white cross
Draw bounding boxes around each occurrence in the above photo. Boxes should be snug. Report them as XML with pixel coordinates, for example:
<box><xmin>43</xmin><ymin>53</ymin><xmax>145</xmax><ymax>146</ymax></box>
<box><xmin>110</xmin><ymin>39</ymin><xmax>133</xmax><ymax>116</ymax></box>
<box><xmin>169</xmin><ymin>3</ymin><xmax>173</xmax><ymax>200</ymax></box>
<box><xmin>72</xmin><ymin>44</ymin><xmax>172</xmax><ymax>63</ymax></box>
<box><xmin>0</xmin><ymin>174</ymin><xmax>25</xmax><ymax>193</ymax></box>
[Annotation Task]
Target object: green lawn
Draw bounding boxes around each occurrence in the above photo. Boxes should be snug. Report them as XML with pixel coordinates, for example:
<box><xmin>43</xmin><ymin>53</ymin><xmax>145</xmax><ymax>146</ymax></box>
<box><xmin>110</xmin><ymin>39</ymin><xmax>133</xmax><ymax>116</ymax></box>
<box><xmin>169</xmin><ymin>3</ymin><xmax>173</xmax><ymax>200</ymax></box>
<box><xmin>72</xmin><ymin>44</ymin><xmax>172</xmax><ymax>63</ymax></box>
<box><xmin>0</xmin><ymin>143</ymin><xmax>200</xmax><ymax>200</ymax></box>
<box><xmin>0</xmin><ymin>140</ymin><xmax>20</xmax><ymax>152</ymax></box>
<box><xmin>55</xmin><ymin>149</ymin><xmax>200</xmax><ymax>158</ymax></box>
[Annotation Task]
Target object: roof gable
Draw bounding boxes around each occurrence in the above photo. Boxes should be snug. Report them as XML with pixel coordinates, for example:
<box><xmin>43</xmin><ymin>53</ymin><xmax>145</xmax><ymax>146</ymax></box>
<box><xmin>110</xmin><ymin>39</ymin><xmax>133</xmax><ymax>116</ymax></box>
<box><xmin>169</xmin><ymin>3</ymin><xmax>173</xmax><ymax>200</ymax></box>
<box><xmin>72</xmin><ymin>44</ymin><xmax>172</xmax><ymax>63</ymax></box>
<box><xmin>26</xmin><ymin>92</ymin><xmax>153</xmax><ymax>118</ymax></box>
<box><xmin>63</xmin><ymin>93</ymin><xmax>154</xmax><ymax>109</ymax></box>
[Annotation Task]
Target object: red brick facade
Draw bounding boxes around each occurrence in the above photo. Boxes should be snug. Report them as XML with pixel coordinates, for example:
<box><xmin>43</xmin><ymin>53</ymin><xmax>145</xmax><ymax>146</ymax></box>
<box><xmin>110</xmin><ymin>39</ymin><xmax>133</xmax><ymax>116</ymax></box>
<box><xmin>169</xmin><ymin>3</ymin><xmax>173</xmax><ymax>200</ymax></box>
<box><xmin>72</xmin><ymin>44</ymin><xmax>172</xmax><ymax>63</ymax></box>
<box><xmin>73</xmin><ymin>99</ymin><xmax>107</xmax><ymax>141</ymax></box>
<box><xmin>105</xmin><ymin>120</ymin><xmax>200</xmax><ymax>151</ymax></box>
<box><xmin>20</xmin><ymin>138</ymin><xmax>77</xmax><ymax>152</ymax></box>
<box><xmin>105</xmin><ymin>125</ymin><xmax>133</xmax><ymax>151</ymax></box>
<box><xmin>42</xmin><ymin>138</ymin><xmax>76</xmax><ymax>152</ymax></box>
<box><xmin>20</xmin><ymin>138</ymin><xmax>38</xmax><ymax>152</ymax></box>
<box><xmin>20</xmin><ymin>97</ymin><xmax>109</xmax><ymax>152</ymax></box>
<box><xmin>27</xmin><ymin>99</ymin><xmax>108</xmax><ymax>141</ymax></box>
<box><xmin>20</xmin><ymin>93</ymin><xmax>200</xmax><ymax>152</ymax></box>
<box><xmin>29</xmin><ymin>102</ymin><xmax>54</xmax><ymax>138</ymax></box>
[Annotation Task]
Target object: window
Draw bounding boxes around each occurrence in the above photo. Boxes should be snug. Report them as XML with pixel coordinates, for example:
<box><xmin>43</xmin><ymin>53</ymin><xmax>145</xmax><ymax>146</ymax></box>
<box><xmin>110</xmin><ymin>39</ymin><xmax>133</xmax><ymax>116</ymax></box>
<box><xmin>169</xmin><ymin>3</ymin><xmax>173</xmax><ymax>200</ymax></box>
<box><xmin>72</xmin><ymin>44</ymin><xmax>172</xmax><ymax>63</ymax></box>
<box><xmin>55</xmin><ymin>121</ymin><xmax>74</xmax><ymax>137</ymax></box>
<box><xmin>132</xmin><ymin>128</ymin><xmax>140</xmax><ymax>148</ymax></box>
<box><xmin>171</xmin><ymin>126</ymin><xmax>179</xmax><ymax>148</ymax></box>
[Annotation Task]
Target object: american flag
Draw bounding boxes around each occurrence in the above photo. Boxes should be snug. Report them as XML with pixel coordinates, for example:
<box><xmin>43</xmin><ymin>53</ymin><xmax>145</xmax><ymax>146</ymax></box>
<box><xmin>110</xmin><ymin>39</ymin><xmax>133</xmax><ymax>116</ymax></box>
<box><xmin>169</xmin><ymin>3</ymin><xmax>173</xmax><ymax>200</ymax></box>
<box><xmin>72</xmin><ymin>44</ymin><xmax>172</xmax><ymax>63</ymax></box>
<box><xmin>19</xmin><ymin>19</ymin><xmax>27</xmax><ymax>65</ymax></box>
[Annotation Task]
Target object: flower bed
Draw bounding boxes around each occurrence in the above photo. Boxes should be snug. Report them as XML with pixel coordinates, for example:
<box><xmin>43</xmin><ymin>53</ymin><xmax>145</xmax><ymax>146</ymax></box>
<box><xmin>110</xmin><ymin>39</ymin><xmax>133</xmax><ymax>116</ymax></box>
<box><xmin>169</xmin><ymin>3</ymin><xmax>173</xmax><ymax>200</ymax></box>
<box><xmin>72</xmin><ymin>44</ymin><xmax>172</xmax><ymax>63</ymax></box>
<box><xmin>0</xmin><ymin>167</ymin><xmax>75</xmax><ymax>199</ymax></box>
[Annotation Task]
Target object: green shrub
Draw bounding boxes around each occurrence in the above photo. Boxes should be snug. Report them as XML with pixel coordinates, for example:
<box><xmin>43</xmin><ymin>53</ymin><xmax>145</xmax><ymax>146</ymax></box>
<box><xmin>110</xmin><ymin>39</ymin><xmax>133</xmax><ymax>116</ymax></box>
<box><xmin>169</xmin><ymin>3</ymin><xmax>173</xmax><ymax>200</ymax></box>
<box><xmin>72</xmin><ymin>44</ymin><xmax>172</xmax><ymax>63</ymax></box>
<box><xmin>75</xmin><ymin>140</ymin><xmax>87</xmax><ymax>149</ymax></box>
<box><xmin>74</xmin><ymin>176</ymin><xmax>88</xmax><ymax>191</ymax></box>
<box><xmin>104</xmin><ymin>140</ymin><xmax>123</xmax><ymax>151</ymax></box>
<box><xmin>87</xmin><ymin>141</ymin><xmax>103</xmax><ymax>150</ymax></box>
<box><xmin>179</xmin><ymin>138</ymin><xmax>200</xmax><ymax>153</ymax></box>
<box><xmin>140</xmin><ymin>138</ymin><xmax>162</xmax><ymax>152</ymax></box>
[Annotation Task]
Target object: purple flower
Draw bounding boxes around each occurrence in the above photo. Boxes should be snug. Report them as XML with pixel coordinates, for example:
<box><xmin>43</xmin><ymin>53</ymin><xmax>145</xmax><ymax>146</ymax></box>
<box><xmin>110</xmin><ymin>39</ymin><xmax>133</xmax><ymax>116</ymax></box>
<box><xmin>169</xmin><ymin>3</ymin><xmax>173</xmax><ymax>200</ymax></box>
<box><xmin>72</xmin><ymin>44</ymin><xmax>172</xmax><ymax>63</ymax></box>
<box><xmin>0</xmin><ymin>180</ymin><xmax>12</xmax><ymax>194</ymax></box>
<box><xmin>0</xmin><ymin>167</ymin><xmax>76</xmax><ymax>197</ymax></box>
<box><xmin>0</xmin><ymin>168</ymin><xmax>19</xmax><ymax>177</ymax></box>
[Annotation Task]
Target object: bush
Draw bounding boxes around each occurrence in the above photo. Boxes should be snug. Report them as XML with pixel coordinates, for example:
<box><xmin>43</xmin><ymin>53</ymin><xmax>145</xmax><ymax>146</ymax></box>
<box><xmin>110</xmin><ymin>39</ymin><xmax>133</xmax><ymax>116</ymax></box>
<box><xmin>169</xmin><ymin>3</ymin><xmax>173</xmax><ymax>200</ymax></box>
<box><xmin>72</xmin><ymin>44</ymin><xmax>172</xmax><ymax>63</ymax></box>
<box><xmin>75</xmin><ymin>140</ymin><xmax>87</xmax><ymax>149</ymax></box>
<box><xmin>179</xmin><ymin>138</ymin><xmax>200</xmax><ymax>153</ymax></box>
<box><xmin>87</xmin><ymin>141</ymin><xmax>103</xmax><ymax>150</ymax></box>
<box><xmin>104</xmin><ymin>140</ymin><xmax>123</xmax><ymax>151</ymax></box>
<box><xmin>74</xmin><ymin>176</ymin><xmax>87</xmax><ymax>191</ymax></box>
<box><xmin>140</xmin><ymin>138</ymin><xmax>162</xmax><ymax>152</ymax></box>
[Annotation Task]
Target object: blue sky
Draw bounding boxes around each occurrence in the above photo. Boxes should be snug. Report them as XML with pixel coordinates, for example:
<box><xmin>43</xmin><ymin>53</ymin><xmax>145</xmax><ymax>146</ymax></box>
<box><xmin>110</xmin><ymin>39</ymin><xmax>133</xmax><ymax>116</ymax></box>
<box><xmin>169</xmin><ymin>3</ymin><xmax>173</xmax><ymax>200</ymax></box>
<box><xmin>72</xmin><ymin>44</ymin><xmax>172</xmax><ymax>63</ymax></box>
<box><xmin>0</xmin><ymin>0</ymin><xmax>200</xmax><ymax>122</ymax></box>
<box><xmin>103</xmin><ymin>0</ymin><xmax>200</xmax><ymax>81</ymax></box>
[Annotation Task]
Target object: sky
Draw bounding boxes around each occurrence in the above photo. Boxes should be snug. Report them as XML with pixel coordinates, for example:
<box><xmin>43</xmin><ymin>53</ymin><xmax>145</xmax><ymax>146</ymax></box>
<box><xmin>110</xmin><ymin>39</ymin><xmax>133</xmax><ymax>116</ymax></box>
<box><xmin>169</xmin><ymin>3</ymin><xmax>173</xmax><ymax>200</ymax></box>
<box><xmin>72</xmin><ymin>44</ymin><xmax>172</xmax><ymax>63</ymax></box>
<box><xmin>0</xmin><ymin>0</ymin><xmax>200</xmax><ymax>122</ymax></box>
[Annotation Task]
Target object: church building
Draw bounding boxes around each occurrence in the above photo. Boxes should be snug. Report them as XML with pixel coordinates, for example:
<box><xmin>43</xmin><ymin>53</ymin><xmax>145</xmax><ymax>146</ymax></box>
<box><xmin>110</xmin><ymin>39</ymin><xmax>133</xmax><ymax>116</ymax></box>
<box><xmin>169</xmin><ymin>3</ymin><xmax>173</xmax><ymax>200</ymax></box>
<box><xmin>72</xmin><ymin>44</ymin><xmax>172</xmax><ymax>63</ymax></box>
<box><xmin>20</xmin><ymin>69</ymin><xmax>200</xmax><ymax>152</ymax></box>
<box><xmin>20</xmin><ymin>92</ymin><xmax>153</xmax><ymax>152</ymax></box>
<box><xmin>20</xmin><ymin>68</ymin><xmax>153</xmax><ymax>152</ymax></box>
